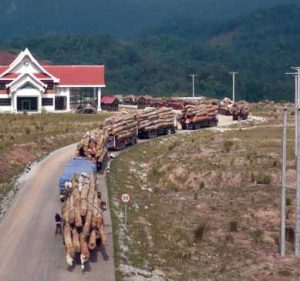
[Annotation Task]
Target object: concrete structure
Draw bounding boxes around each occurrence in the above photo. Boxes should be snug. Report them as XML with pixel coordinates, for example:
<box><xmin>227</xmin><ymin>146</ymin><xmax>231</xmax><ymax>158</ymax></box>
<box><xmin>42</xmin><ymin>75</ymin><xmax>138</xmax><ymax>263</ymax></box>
<box><xmin>0</xmin><ymin>49</ymin><xmax>105</xmax><ymax>113</ymax></box>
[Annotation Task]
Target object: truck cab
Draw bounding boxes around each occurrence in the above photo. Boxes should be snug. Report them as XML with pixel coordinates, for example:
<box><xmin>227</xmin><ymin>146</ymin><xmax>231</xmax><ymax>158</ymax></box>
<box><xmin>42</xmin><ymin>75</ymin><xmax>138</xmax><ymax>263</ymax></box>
<box><xmin>58</xmin><ymin>157</ymin><xmax>97</xmax><ymax>201</ymax></box>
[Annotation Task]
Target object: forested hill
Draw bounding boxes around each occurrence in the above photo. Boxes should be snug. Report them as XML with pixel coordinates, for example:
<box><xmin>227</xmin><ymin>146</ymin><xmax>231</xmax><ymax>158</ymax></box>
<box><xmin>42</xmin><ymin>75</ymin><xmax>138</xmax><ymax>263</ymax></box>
<box><xmin>0</xmin><ymin>0</ymin><xmax>297</xmax><ymax>40</ymax></box>
<box><xmin>2</xmin><ymin>4</ymin><xmax>300</xmax><ymax>101</ymax></box>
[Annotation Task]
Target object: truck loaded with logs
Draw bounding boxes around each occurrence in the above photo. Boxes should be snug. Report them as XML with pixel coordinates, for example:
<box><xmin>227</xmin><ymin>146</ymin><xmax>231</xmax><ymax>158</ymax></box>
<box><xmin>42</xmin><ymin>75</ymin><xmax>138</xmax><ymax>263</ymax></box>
<box><xmin>219</xmin><ymin>98</ymin><xmax>250</xmax><ymax>120</ymax></box>
<box><xmin>137</xmin><ymin>107</ymin><xmax>176</xmax><ymax>139</ymax></box>
<box><xmin>104</xmin><ymin>113</ymin><xmax>138</xmax><ymax>150</ymax></box>
<box><xmin>61</xmin><ymin>173</ymin><xmax>108</xmax><ymax>270</ymax></box>
<box><xmin>180</xmin><ymin>104</ymin><xmax>219</xmax><ymax>130</ymax></box>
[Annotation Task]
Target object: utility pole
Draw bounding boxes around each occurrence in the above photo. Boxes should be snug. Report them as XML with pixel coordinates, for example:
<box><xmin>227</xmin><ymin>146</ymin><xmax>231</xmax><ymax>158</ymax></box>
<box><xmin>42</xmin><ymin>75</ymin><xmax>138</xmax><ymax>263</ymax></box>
<box><xmin>287</xmin><ymin>68</ymin><xmax>300</xmax><ymax>256</ymax></box>
<box><xmin>190</xmin><ymin>74</ymin><xmax>197</xmax><ymax>98</ymax></box>
<box><xmin>296</xmin><ymin>108</ymin><xmax>300</xmax><ymax>257</ymax></box>
<box><xmin>229</xmin><ymin>72</ymin><xmax>238</xmax><ymax>103</ymax></box>
<box><xmin>280</xmin><ymin>108</ymin><xmax>288</xmax><ymax>257</ymax></box>
<box><xmin>292</xmin><ymin>67</ymin><xmax>300</xmax><ymax>156</ymax></box>
<box><xmin>286</xmin><ymin>71</ymin><xmax>299</xmax><ymax>156</ymax></box>
<box><xmin>290</xmin><ymin>69</ymin><xmax>300</xmax><ymax>256</ymax></box>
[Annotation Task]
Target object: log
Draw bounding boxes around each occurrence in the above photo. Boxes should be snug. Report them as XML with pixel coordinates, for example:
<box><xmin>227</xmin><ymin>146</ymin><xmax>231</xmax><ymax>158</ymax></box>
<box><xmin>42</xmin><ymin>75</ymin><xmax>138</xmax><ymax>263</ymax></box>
<box><xmin>92</xmin><ymin>195</ymin><xmax>102</xmax><ymax>228</ymax></box>
<box><xmin>73</xmin><ymin>188</ymin><xmax>83</xmax><ymax>228</ymax></box>
<box><xmin>69</xmin><ymin>195</ymin><xmax>75</xmax><ymax>225</ymax></box>
<box><xmin>64</xmin><ymin>224</ymin><xmax>75</xmax><ymax>257</ymax></box>
<box><xmin>72</xmin><ymin>228</ymin><xmax>81</xmax><ymax>253</ymax></box>
<box><xmin>62</xmin><ymin>203</ymin><xmax>70</xmax><ymax>225</ymax></box>
<box><xmin>80</xmin><ymin>183</ymin><xmax>89</xmax><ymax>217</ymax></box>
<box><xmin>88</xmin><ymin>229</ymin><xmax>97</xmax><ymax>250</ymax></box>
<box><xmin>83</xmin><ymin>210</ymin><xmax>93</xmax><ymax>237</ymax></box>
<box><xmin>79</xmin><ymin>233</ymin><xmax>90</xmax><ymax>260</ymax></box>
<box><xmin>98</xmin><ymin>223</ymin><xmax>108</xmax><ymax>246</ymax></box>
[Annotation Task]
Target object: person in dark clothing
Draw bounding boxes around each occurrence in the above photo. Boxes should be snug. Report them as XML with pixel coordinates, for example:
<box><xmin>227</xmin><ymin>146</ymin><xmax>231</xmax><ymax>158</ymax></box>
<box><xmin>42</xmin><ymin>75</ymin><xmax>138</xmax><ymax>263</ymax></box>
<box><xmin>55</xmin><ymin>213</ymin><xmax>62</xmax><ymax>235</ymax></box>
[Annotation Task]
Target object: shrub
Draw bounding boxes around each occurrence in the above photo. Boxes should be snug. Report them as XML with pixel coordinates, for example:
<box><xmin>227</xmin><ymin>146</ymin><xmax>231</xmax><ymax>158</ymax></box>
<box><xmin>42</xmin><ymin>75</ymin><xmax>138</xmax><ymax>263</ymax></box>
<box><xmin>194</xmin><ymin>221</ymin><xmax>208</xmax><ymax>242</ymax></box>
<box><xmin>256</xmin><ymin>174</ymin><xmax>271</xmax><ymax>184</ymax></box>
<box><xmin>251</xmin><ymin>172</ymin><xmax>255</xmax><ymax>183</ymax></box>
<box><xmin>223</xmin><ymin>140</ymin><xmax>234</xmax><ymax>153</ymax></box>
<box><xmin>225</xmin><ymin>234</ymin><xmax>234</xmax><ymax>243</ymax></box>
<box><xmin>229</xmin><ymin>221</ymin><xmax>238</xmax><ymax>232</ymax></box>
<box><xmin>25</xmin><ymin>127</ymin><xmax>31</xmax><ymax>135</ymax></box>
<box><xmin>286</xmin><ymin>198</ymin><xmax>292</xmax><ymax>206</ymax></box>
<box><xmin>251</xmin><ymin>229</ymin><xmax>263</xmax><ymax>244</ymax></box>
<box><xmin>194</xmin><ymin>192</ymin><xmax>198</xmax><ymax>200</ymax></box>
<box><xmin>199</xmin><ymin>181</ymin><xmax>205</xmax><ymax>190</ymax></box>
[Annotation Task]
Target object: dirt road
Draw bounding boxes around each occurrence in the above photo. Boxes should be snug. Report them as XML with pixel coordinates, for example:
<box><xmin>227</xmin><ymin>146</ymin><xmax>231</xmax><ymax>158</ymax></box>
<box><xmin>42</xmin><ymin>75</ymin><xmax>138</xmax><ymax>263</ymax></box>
<box><xmin>0</xmin><ymin>144</ymin><xmax>115</xmax><ymax>281</ymax></box>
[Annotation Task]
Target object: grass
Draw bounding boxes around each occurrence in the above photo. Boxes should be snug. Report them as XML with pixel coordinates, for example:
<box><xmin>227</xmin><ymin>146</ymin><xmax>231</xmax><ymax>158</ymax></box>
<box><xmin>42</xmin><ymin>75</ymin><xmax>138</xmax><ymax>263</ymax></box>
<box><xmin>0</xmin><ymin>112</ymin><xmax>111</xmax><ymax>198</ymax></box>
<box><xmin>107</xmin><ymin>109</ymin><xmax>300</xmax><ymax>280</ymax></box>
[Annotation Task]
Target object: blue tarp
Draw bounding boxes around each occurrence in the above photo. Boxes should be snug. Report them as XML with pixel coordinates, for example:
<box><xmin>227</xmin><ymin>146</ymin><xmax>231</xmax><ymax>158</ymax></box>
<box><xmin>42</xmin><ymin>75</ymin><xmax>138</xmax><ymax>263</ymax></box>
<box><xmin>58</xmin><ymin>157</ymin><xmax>96</xmax><ymax>191</ymax></box>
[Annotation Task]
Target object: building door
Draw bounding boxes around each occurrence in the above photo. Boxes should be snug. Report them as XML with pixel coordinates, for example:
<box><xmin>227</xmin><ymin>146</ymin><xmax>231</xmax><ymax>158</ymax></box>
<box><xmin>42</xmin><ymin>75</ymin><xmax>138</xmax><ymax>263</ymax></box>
<box><xmin>17</xmin><ymin>97</ymin><xmax>38</xmax><ymax>112</ymax></box>
<box><xmin>55</xmin><ymin>96</ymin><xmax>67</xmax><ymax>110</ymax></box>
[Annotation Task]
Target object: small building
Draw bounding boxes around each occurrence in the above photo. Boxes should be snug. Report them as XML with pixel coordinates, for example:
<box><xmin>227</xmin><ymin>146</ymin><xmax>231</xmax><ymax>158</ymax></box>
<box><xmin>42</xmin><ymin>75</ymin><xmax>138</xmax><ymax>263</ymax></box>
<box><xmin>101</xmin><ymin>96</ymin><xmax>119</xmax><ymax>111</ymax></box>
<box><xmin>0</xmin><ymin>48</ymin><xmax>105</xmax><ymax>113</ymax></box>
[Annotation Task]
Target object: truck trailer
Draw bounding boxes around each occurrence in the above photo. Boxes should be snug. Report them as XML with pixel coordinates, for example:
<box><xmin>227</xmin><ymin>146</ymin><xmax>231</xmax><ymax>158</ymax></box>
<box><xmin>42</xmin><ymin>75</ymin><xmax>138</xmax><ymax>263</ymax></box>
<box><xmin>182</xmin><ymin>115</ymin><xmax>218</xmax><ymax>130</ymax></box>
<box><xmin>138</xmin><ymin>124</ymin><xmax>176</xmax><ymax>139</ymax></box>
<box><xmin>107</xmin><ymin>131</ymin><xmax>137</xmax><ymax>150</ymax></box>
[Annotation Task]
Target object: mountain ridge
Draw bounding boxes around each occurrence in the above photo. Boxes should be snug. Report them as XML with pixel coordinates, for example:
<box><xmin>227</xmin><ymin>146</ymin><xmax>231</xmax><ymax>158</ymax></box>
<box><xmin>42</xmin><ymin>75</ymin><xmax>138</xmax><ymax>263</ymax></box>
<box><xmin>1</xmin><ymin>4</ymin><xmax>299</xmax><ymax>101</ymax></box>
<box><xmin>0</xmin><ymin>0</ymin><xmax>298</xmax><ymax>41</ymax></box>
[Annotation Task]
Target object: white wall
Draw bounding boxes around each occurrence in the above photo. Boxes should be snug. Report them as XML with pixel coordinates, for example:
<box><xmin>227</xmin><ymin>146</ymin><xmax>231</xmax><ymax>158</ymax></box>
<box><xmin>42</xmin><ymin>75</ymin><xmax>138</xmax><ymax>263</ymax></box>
<box><xmin>0</xmin><ymin>95</ymin><xmax>12</xmax><ymax>113</ymax></box>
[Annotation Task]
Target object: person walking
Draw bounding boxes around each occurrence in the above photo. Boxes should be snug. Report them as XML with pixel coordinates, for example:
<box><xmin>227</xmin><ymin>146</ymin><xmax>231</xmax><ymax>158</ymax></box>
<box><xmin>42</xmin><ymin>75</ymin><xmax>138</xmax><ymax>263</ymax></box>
<box><xmin>55</xmin><ymin>213</ymin><xmax>62</xmax><ymax>235</ymax></box>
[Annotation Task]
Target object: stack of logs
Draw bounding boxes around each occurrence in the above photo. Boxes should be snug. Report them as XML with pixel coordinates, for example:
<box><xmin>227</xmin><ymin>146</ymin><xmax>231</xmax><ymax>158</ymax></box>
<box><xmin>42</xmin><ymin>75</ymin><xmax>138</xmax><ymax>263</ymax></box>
<box><xmin>231</xmin><ymin>101</ymin><xmax>250</xmax><ymax>120</ymax></box>
<box><xmin>76</xmin><ymin>127</ymin><xmax>109</xmax><ymax>166</ymax></box>
<box><xmin>182</xmin><ymin>104</ymin><xmax>219</xmax><ymax>123</ymax></box>
<box><xmin>137</xmin><ymin>107</ymin><xmax>174</xmax><ymax>131</ymax></box>
<box><xmin>104</xmin><ymin>113</ymin><xmax>138</xmax><ymax>140</ymax></box>
<box><xmin>62</xmin><ymin>173</ymin><xmax>108</xmax><ymax>268</ymax></box>
<box><xmin>219</xmin><ymin>98</ymin><xmax>234</xmax><ymax>115</ymax></box>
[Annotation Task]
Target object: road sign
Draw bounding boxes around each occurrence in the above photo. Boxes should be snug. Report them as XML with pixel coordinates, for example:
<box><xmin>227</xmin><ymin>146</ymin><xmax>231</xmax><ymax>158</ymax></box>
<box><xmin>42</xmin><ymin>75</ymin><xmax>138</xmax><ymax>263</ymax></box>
<box><xmin>121</xmin><ymin>193</ymin><xmax>131</xmax><ymax>226</ymax></box>
<box><xmin>121</xmin><ymin>193</ymin><xmax>131</xmax><ymax>204</ymax></box>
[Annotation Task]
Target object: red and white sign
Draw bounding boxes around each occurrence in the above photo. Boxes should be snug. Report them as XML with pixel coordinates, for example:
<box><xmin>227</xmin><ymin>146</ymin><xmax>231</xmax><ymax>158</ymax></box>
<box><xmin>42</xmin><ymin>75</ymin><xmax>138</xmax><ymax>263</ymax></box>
<box><xmin>121</xmin><ymin>193</ymin><xmax>131</xmax><ymax>204</ymax></box>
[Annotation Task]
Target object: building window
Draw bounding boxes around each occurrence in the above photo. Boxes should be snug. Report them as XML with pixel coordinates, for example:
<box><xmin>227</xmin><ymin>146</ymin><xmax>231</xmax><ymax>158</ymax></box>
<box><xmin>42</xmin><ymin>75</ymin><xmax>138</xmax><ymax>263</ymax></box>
<box><xmin>0</xmin><ymin>98</ymin><xmax>11</xmax><ymax>106</ymax></box>
<box><xmin>70</xmin><ymin>88</ymin><xmax>97</xmax><ymax>110</ymax></box>
<box><xmin>47</xmin><ymin>82</ymin><xmax>54</xmax><ymax>90</ymax></box>
<box><xmin>42</xmin><ymin>98</ymin><xmax>53</xmax><ymax>106</ymax></box>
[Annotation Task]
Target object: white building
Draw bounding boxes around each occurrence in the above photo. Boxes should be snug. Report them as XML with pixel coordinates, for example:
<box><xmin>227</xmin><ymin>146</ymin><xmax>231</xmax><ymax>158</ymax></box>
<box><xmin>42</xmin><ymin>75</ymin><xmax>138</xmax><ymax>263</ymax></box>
<box><xmin>0</xmin><ymin>48</ymin><xmax>105</xmax><ymax>113</ymax></box>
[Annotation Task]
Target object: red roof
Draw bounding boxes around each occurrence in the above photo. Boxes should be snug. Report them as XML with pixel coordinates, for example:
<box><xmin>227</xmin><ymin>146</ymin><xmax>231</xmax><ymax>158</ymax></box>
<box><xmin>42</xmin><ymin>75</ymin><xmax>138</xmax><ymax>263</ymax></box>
<box><xmin>101</xmin><ymin>96</ymin><xmax>118</xmax><ymax>105</ymax></box>
<box><xmin>44</xmin><ymin>65</ymin><xmax>105</xmax><ymax>85</ymax></box>
<box><xmin>0</xmin><ymin>65</ymin><xmax>105</xmax><ymax>86</ymax></box>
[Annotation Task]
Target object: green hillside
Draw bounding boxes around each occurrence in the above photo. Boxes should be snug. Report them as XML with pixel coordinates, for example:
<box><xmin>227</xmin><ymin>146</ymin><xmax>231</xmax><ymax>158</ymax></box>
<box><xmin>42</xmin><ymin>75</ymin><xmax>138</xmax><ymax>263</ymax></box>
<box><xmin>2</xmin><ymin>4</ymin><xmax>300</xmax><ymax>101</ymax></box>
<box><xmin>0</xmin><ymin>0</ymin><xmax>297</xmax><ymax>40</ymax></box>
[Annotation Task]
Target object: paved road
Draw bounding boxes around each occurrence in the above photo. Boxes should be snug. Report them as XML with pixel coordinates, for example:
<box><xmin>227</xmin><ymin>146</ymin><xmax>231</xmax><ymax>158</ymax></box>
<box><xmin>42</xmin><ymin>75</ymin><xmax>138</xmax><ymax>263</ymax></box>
<box><xmin>0</xmin><ymin>144</ymin><xmax>115</xmax><ymax>281</ymax></box>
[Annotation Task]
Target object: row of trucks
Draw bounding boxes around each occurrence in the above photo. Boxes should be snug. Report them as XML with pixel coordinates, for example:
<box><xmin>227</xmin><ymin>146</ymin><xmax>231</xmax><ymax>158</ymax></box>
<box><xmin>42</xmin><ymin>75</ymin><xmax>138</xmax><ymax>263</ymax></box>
<box><xmin>122</xmin><ymin>95</ymin><xmax>250</xmax><ymax>121</ymax></box>
<box><xmin>59</xmin><ymin>105</ymin><xmax>219</xmax><ymax>198</ymax></box>
<box><xmin>57</xmin><ymin>103</ymin><xmax>223</xmax><ymax>269</ymax></box>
